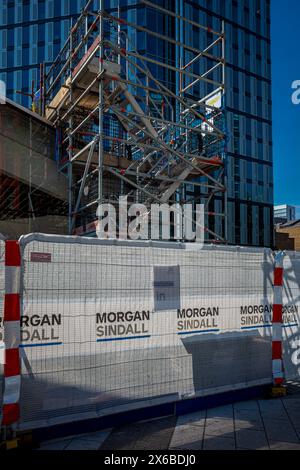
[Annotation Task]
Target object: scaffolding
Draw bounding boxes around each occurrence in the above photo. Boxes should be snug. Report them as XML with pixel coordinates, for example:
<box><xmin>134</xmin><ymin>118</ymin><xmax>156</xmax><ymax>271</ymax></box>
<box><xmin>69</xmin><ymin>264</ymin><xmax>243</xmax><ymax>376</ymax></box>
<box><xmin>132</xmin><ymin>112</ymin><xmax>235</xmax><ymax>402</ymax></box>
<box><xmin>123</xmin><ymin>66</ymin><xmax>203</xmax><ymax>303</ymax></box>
<box><xmin>43</xmin><ymin>0</ymin><xmax>227</xmax><ymax>242</ymax></box>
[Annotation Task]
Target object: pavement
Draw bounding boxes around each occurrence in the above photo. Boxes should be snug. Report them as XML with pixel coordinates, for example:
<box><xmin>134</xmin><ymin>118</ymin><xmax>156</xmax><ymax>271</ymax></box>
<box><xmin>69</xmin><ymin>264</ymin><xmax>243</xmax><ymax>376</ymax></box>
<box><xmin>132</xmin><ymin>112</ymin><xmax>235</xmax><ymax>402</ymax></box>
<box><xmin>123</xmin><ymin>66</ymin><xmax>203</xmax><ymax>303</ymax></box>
<box><xmin>38</xmin><ymin>381</ymin><xmax>300</xmax><ymax>451</ymax></box>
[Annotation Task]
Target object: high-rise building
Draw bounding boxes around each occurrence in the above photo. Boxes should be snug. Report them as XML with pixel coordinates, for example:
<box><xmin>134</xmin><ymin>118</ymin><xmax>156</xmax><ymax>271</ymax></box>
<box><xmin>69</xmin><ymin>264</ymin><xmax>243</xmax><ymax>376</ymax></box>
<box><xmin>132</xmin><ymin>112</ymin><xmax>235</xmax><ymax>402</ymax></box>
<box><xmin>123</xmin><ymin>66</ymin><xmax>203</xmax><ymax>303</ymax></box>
<box><xmin>219</xmin><ymin>0</ymin><xmax>273</xmax><ymax>247</ymax></box>
<box><xmin>274</xmin><ymin>204</ymin><xmax>296</xmax><ymax>225</ymax></box>
<box><xmin>0</xmin><ymin>0</ymin><xmax>273</xmax><ymax>247</ymax></box>
<box><xmin>0</xmin><ymin>1</ymin><xmax>85</xmax><ymax>107</ymax></box>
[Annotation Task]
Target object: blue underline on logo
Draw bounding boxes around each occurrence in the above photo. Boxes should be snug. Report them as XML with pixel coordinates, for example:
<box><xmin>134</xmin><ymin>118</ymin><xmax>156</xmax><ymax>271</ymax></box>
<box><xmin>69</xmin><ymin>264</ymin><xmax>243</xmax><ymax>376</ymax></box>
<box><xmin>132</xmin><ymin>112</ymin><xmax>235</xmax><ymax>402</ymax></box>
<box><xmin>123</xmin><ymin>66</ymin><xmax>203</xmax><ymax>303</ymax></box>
<box><xmin>97</xmin><ymin>335</ymin><xmax>151</xmax><ymax>343</ymax></box>
<box><xmin>241</xmin><ymin>323</ymin><xmax>299</xmax><ymax>330</ymax></box>
<box><xmin>20</xmin><ymin>342</ymin><xmax>63</xmax><ymax>348</ymax></box>
<box><xmin>178</xmin><ymin>329</ymin><xmax>220</xmax><ymax>335</ymax></box>
<box><xmin>241</xmin><ymin>325</ymin><xmax>272</xmax><ymax>330</ymax></box>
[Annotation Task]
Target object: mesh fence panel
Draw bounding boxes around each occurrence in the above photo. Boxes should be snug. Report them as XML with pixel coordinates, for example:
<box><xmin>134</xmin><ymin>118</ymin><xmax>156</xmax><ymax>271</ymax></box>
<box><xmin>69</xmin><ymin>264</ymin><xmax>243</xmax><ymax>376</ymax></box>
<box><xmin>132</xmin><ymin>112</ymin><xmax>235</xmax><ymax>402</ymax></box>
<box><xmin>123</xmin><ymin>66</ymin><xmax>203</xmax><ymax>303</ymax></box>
<box><xmin>0</xmin><ymin>239</ymin><xmax>5</xmax><ymax>415</ymax></box>
<box><xmin>18</xmin><ymin>234</ymin><xmax>275</xmax><ymax>430</ymax></box>
<box><xmin>283</xmin><ymin>251</ymin><xmax>300</xmax><ymax>380</ymax></box>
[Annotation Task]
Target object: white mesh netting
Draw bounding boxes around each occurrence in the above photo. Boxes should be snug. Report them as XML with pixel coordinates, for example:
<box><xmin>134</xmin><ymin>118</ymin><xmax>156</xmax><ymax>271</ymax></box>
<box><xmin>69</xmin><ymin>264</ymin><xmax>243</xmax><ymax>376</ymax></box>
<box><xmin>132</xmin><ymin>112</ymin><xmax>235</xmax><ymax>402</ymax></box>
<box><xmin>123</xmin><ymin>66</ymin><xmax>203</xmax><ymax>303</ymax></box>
<box><xmin>282</xmin><ymin>251</ymin><xmax>300</xmax><ymax>380</ymax></box>
<box><xmin>0</xmin><ymin>238</ymin><xmax>5</xmax><ymax>418</ymax></box>
<box><xmin>15</xmin><ymin>234</ymin><xmax>278</xmax><ymax>430</ymax></box>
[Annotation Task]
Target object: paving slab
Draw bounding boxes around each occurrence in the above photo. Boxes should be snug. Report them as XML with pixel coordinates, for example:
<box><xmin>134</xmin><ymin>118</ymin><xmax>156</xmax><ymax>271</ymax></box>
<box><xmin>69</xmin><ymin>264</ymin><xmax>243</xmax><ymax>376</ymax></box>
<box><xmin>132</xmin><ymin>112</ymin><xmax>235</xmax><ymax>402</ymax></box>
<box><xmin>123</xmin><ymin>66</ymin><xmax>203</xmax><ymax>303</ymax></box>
<box><xmin>170</xmin><ymin>441</ymin><xmax>204</xmax><ymax>450</ymax></box>
<box><xmin>101</xmin><ymin>416</ymin><xmax>176</xmax><ymax>451</ymax></box>
<box><xmin>133</xmin><ymin>423</ymin><xmax>177</xmax><ymax>450</ymax></box>
<box><xmin>39</xmin><ymin>429</ymin><xmax>111</xmax><ymax>451</ymax></box>
<box><xmin>260</xmin><ymin>412</ymin><xmax>290</xmax><ymax>421</ymax></box>
<box><xmin>259</xmin><ymin>404</ymin><xmax>290</xmax><ymax>420</ymax></box>
<box><xmin>234</xmin><ymin>418</ymin><xmax>264</xmax><ymax>431</ymax></box>
<box><xmin>176</xmin><ymin>409</ymin><xmax>206</xmax><ymax>427</ymax></box>
<box><xmin>269</xmin><ymin>441</ymin><xmax>300</xmax><ymax>450</ymax></box>
<box><xmin>81</xmin><ymin>430</ymin><xmax>112</xmax><ymax>443</ymax></box>
<box><xmin>262</xmin><ymin>418</ymin><xmax>300</xmax><ymax>443</ymax></box>
<box><xmin>282</xmin><ymin>398</ymin><xmax>300</xmax><ymax>407</ymax></box>
<box><xmin>203</xmin><ymin>436</ymin><xmax>236</xmax><ymax>450</ymax></box>
<box><xmin>233</xmin><ymin>400</ymin><xmax>260</xmax><ymax>411</ymax></box>
<box><xmin>204</xmin><ymin>420</ymin><xmax>235</xmax><ymax>439</ymax></box>
<box><xmin>65</xmin><ymin>430</ymin><xmax>111</xmax><ymax>450</ymax></box>
<box><xmin>39</xmin><ymin>438</ymin><xmax>73</xmax><ymax>450</ymax></box>
<box><xmin>282</xmin><ymin>400</ymin><xmax>300</xmax><ymax>426</ymax></box>
<box><xmin>101</xmin><ymin>426</ymin><xmax>145</xmax><ymax>450</ymax></box>
<box><xmin>206</xmin><ymin>405</ymin><xmax>233</xmax><ymax>419</ymax></box>
<box><xmin>235</xmin><ymin>428</ymin><xmax>269</xmax><ymax>450</ymax></box>
<box><xmin>234</xmin><ymin>415</ymin><xmax>262</xmax><ymax>427</ymax></box>
<box><xmin>169</xmin><ymin>424</ymin><xmax>204</xmax><ymax>450</ymax></box>
<box><xmin>65</xmin><ymin>439</ymin><xmax>102</xmax><ymax>450</ymax></box>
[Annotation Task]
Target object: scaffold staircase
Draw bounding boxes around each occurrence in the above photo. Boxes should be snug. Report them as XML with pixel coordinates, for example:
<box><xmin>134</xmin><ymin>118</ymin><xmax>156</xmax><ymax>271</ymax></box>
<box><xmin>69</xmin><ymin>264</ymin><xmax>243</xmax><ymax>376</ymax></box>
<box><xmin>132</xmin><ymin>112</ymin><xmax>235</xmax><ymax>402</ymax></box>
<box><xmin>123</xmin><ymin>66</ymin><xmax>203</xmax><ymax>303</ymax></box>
<box><xmin>43</xmin><ymin>0</ymin><xmax>227</xmax><ymax>241</ymax></box>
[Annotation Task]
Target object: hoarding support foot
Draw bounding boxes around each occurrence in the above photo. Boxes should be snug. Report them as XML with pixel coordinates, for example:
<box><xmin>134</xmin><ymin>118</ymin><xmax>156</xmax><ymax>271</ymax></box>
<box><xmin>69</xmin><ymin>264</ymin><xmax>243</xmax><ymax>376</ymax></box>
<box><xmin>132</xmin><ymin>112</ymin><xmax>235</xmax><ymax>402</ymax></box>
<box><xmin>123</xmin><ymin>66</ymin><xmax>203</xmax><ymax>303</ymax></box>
<box><xmin>269</xmin><ymin>385</ymin><xmax>287</xmax><ymax>398</ymax></box>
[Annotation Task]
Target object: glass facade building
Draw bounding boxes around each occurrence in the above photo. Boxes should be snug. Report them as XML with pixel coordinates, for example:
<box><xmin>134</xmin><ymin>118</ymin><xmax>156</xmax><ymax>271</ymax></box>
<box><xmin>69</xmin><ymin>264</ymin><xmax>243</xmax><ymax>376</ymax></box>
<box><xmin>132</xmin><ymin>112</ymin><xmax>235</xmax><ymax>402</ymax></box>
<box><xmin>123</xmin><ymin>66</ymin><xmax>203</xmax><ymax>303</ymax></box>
<box><xmin>0</xmin><ymin>0</ymin><xmax>273</xmax><ymax>247</ymax></box>
<box><xmin>0</xmin><ymin>1</ymin><xmax>86</xmax><ymax>107</ymax></box>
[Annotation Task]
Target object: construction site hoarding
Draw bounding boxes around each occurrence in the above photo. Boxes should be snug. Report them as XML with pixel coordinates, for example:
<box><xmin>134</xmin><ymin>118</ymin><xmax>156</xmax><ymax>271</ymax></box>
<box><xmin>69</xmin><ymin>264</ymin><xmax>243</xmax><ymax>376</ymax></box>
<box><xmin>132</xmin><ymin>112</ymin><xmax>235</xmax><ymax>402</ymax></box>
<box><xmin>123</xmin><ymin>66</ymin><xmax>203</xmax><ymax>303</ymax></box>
<box><xmin>0</xmin><ymin>234</ymin><xmax>299</xmax><ymax>430</ymax></box>
<box><xmin>282</xmin><ymin>251</ymin><xmax>300</xmax><ymax>379</ymax></box>
<box><xmin>0</xmin><ymin>239</ymin><xmax>5</xmax><ymax>409</ymax></box>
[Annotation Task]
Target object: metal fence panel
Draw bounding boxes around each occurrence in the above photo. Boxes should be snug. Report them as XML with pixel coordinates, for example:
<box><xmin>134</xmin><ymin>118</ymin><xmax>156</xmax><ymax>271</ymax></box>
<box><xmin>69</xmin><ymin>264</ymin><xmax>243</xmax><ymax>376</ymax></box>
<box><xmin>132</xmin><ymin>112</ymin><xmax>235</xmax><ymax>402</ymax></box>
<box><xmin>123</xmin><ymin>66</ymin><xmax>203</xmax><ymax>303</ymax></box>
<box><xmin>283</xmin><ymin>251</ymin><xmax>300</xmax><ymax>380</ymax></box>
<box><xmin>15</xmin><ymin>234</ymin><xmax>275</xmax><ymax>430</ymax></box>
<box><xmin>0</xmin><ymin>238</ymin><xmax>6</xmax><ymax>416</ymax></box>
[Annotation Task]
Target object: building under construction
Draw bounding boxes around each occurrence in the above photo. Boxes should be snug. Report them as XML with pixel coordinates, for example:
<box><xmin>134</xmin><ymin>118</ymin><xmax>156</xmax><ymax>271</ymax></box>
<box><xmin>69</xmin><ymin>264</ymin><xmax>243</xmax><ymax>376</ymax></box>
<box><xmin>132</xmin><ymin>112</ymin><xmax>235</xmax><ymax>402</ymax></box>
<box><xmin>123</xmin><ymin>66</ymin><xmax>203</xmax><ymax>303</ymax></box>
<box><xmin>41</xmin><ymin>0</ymin><xmax>227</xmax><ymax>242</ymax></box>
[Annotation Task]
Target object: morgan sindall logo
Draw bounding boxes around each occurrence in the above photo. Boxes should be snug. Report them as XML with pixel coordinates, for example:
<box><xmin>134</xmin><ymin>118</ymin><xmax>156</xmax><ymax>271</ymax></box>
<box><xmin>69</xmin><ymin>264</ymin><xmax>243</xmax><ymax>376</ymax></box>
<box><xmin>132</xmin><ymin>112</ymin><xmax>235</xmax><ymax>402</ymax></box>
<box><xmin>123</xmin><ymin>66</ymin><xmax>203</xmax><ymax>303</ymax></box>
<box><xmin>291</xmin><ymin>80</ymin><xmax>300</xmax><ymax>105</ymax></box>
<box><xmin>0</xmin><ymin>80</ymin><xmax>6</xmax><ymax>104</ymax></box>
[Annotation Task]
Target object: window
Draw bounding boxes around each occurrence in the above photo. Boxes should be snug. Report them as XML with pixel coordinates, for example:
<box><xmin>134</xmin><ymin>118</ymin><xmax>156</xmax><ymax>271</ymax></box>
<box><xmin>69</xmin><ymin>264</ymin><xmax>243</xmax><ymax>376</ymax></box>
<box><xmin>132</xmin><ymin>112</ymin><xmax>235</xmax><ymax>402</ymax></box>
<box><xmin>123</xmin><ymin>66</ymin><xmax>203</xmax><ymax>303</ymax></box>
<box><xmin>46</xmin><ymin>0</ymin><xmax>54</xmax><ymax>18</ymax></box>
<box><xmin>246</xmin><ymin>135</ymin><xmax>252</xmax><ymax>156</ymax></box>
<box><xmin>62</xmin><ymin>0</ymin><xmax>70</xmax><ymax>16</ymax></box>
<box><xmin>258</xmin><ymin>165</ymin><xmax>264</xmax><ymax>182</ymax></box>
<box><xmin>0</xmin><ymin>29</ymin><xmax>7</xmax><ymax>49</ymax></box>
<box><xmin>14</xmin><ymin>48</ymin><xmax>22</xmax><ymax>67</ymax></box>
<box><xmin>45</xmin><ymin>22</ymin><xmax>54</xmax><ymax>61</ymax></box>
<box><xmin>0</xmin><ymin>3</ymin><xmax>7</xmax><ymax>26</ymax></box>
<box><xmin>14</xmin><ymin>70</ymin><xmax>22</xmax><ymax>102</ymax></box>
<box><xmin>246</xmin><ymin>182</ymin><xmax>252</xmax><ymax>200</ymax></box>
<box><xmin>30</xmin><ymin>0</ymin><xmax>38</xmax><ymax>21</ymax></box>
<box><xmin>61</xmin><ymin>20</ymin><xmax>70</xmax><ymax>43</ymax></box>
<box><xmin>15</xmin><ymin>27</ymin><xmax>22</xmax><ymax>47</ymax></box>
<box><xmin>247</xmin><ymin>161</ymin><xmax>252</xmax><ymax>179</ymax></box>
<box><xmin>30</xmin><ymin>25</ymin><xmax>38</xmax><ymax>64</ymax></box>
<box><xmin>15</xmin><ymin>0</ymin><xmax>22</xmax><ymax>23</ymax></box>
<box><xmin>0</xmin><ymin>50</ymin><xmax>6</xmax><ymax>68</ymax></box>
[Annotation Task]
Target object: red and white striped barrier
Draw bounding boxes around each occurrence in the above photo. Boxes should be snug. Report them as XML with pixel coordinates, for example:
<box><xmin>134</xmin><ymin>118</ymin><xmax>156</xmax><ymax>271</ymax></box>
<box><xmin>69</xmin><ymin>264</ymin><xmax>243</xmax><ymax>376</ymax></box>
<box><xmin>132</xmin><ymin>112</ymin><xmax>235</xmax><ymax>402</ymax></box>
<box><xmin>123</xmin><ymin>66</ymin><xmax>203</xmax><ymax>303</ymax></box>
<box><xmin>272</xmin><ymin>252</ymin><xmax>285</xmax><ymax>386</ymax></box>
<box><xmin>2</xmin><ymin>241</ymin><xmax>21</xmax><ymax>426</ymax></box>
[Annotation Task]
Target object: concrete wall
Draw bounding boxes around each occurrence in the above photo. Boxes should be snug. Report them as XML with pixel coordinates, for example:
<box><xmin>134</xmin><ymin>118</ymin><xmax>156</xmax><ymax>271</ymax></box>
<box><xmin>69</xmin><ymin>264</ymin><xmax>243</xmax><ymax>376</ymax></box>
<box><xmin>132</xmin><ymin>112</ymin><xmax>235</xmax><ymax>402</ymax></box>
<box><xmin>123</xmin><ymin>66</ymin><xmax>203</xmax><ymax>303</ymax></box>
<box><xmin>0</xmin><ymin>101</ymin><xmax>67</xmax><ymax>201</ymax></box>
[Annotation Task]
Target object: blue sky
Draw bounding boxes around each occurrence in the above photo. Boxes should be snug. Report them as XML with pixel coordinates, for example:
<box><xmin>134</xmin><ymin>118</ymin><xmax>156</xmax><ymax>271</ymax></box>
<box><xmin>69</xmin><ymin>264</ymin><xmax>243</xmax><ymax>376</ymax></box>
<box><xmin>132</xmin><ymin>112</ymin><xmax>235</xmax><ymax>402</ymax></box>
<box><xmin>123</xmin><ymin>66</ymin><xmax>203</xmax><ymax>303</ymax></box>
<box><xmin>272</xmin><ymin>0</ymin><xmax>300</xmax><ymax>217</ymax></box>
